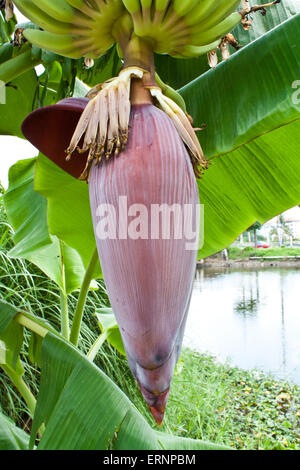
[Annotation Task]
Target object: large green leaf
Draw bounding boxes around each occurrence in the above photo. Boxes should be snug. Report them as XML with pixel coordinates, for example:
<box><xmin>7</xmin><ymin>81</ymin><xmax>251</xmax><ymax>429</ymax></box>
<box><xmin>95</xmin><ymin>307</ymin><xmax>125</xmax><ymax>356</ymax></box>
<box><xmin>0</xmin><ymin>412</ymin><xmax>30</xmax><ymax>450</ymax></box>
<box><xmin>0</xmin><ymin>299</ymin><xmax>18</xmax><ymax>334</ymax></box>
<box><xmin>34</xmin><ymin>154</ymin><xmax>101</xmax><ymax>278</ymax></box>
<box><xmin>0</xmin><ymin>69</ymin><xmax>37</xmax><ymax>138</ymax></box>
<box><xmin>32</xmin><ymin>333</ymin><xmax>228</xmax><ymax>450</ymax></box>
<box><xmin>0</xmin><ymin>300</ymin><xmax>24</xmax><ymax>375</ymax></box>
<box><xmin>3</xmin><ymin>158</ymin><xmax>96</xmax><ymax>293</ymax></box>
<box><xmin>179</xmin><ymin>13</ymin><xmax>300</xmax><ymax>258</ymax></box>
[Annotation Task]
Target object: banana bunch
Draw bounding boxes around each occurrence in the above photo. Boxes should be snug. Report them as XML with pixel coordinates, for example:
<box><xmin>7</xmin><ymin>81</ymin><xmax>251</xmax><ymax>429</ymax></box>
<box><xmin>13</xmin><ymin>1</ymin><xmax>280</xmax><ymax>60</ymax></box>
<box><xmin>13</xmin><ymin>0</ymin><xmax>127</xmax><ymax>58</ymax></box>
<box><xmin>12</xmin><ymin>0</ymin><xmax>243</xmax><ymax>62</ymax></box>
<box><xmin>122</xmin><ymin>0</ymin><xmax>242</xmax><ymax>58</ymax></box>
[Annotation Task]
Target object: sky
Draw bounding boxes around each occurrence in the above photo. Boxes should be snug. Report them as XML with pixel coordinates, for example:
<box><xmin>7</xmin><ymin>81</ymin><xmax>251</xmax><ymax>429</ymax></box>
<box><xmin>0</xmin><ymin>137</ymin><xmax>37</xmax><ymax>188</ymax></box>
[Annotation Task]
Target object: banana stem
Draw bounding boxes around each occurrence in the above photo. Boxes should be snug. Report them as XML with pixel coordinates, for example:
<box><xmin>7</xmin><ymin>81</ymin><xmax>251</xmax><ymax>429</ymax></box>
<box><xmin>15</xmin><ymin>313</ymin><xmax>49</xmax><ymax>338</ymax></box>
<box><xmin>119</xmin><ymin>34</ymin><xmax>156</xmax><ymax>85</ymax></box>
<box><xmin>1</xmin><ymin>364</ymin><xmax>36</xmax><ymax>416</ymax></box>
<box><xmin>0</xmin><ymin>364</ymin><xmax>46</xmax><ymax>437</ymax></box>
<box><xmin>60</xmin><ymin>288</ymin><xmax>69</xmax><ymax>340</ymax></box>
<box><xmin>69</xmin><ymin>248</ymin><xmax>99</xmax><ymax>347</ymax></box>
<box><xmin>59</xmin><ymin>240</ymin><xmax>69</xmax><ymax>340</ymax></box>
<box><xmin>87</xmin><ymin>331</ymin><xmax>109</xmax><ymax>362</ymax></box>
<box><xmin>0</xmin><ymin>47</ymin><xmax>41</xmax><ymax>83</ymax></box>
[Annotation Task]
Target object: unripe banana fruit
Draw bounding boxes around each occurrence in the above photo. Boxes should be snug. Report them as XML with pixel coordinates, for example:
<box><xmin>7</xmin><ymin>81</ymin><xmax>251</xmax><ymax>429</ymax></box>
<box><xmin>14</xmin><ymin>0</ymin><xmax>127</xmax><ymax>58</ymax></box>
<box><xmin>16</xmin><ymin>1</ymin><xmax>280</xmax><ymax>60</ymax></box>
<box><xmin>121</xmin><ymin>0</ymin><xmax>242</xmax><ymax>58</ymax></box>
<box><xmin>16</xmin><ymin>0</ymin><xmax>242</xmax><ymax>60</ymax></box>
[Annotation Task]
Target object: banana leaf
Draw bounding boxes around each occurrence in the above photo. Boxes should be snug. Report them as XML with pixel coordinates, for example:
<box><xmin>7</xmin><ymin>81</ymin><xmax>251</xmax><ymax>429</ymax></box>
<box><xmin>0</xmin><ymin>69</ymin><xmax>37</xmax><ymax>138</ymax></box>
<box><xmin>34</xmin><ymin>153</ymin><xmax>101</xmax><ymax>275</ymax></box>
<box><xmin>95</xmin><ymin>307</ymin><xmax>126</xmax><ymax>356</ymax></box>
<box><xmin>180</xmin><ymin>13</ymin><xmax>300</xmax><ymax>258</ymax></box>
<box><xmin>0</xmin><ymin>299</ymin><xmax>228</xmax><ymax>450</ymax></box>
<box><xmin>3</xmin><ymin>158</ymin><xmax>100</xmax><ymax>293</ymax></box>
<box><xmin>32</xmin><ymin>332</ymin><xmax>228</xmax><ymax>450</ymax></box>
<box><xmin>0</xmin><ymin>412</ymin><xmax>30</xmax><ymax>450</ymax></box>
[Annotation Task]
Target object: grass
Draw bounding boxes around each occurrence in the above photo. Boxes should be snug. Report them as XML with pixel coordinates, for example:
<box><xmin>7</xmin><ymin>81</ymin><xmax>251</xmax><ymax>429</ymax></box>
<box><xmin>228</xmin><ymin>246</ymin><xmax>300</xmax><ymax>260</ymax></box>
<box><xmin>1</xmin><ymin>195</ymin><xmax>300</xmax><ymax>450</ymax></box>
<box><xmin>161</xmin><ymin>352</ymin><xmax>300</xmax><ymax>450</ymax></box>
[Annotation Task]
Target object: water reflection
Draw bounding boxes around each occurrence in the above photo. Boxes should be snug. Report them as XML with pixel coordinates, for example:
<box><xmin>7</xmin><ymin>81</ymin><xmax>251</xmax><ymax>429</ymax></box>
<box><xmin>184</xmin><ymin>267</ymin><xmax>300</xmax><ymax>384</ymax></box>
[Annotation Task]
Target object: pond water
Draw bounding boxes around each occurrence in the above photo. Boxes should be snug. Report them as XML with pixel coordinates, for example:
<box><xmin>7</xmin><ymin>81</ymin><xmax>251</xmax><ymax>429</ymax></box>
<box><xmin>184</xmin><ymin>267</ymin><xmax>300</xmax><ymax>385</ymax></box>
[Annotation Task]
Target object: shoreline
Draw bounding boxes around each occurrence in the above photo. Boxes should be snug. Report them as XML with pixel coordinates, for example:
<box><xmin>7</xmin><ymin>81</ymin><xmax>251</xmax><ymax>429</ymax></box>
<box><xmin>197</xmin><ymin>258</ymin><xmax>300</xmax><ymax>269</ymax></box>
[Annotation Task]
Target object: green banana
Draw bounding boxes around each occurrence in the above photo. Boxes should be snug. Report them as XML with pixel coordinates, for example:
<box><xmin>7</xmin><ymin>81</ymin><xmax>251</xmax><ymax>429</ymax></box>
<box><xmin>140</xmin><ymin>0</ymin><xmax>152</xmax><ymax>25</ymax></box>
<box><xmin>194</xmin><ymin>0</ymin><xmax>241</xmax><ymax>33</ymax></box>
<box><xmin>13</xmin><ymin>0</ymin><xmax>72</xmax><ymax>34</ymax></box>
<box><xmin>64</xmin><ymin>0</ymin><xmax>88</xmax><ymax>10</ymax></box>
<box><xmin>173</xmin><ymin>0</ymin><xmax>200</xmax><ymax>17</ymax></box>
<box><xmin>23</xmin><ymin>29</ymin><xmax>84</xmax><ymax>58</ymax></box>
<box><xmin>64</xmin><ymin>0</ymin><xmax>98</xmax><ymax>18</ymax></box>
<box><xmin>122</xmin><ymin>0</ymin><xmax>141</xmax><ymax>15</ymax></box>
<box><xmin>112</xmin><ymin>11</ymin><xmax>134</xmax><ymax>42</ymax></box>
<box><xmin>154</xmin><ymin>0</ymin><xmax>170</xmax><ymax>13</ymax></box>
<box><xmin>191</xmin><ymin>11</ymin><xmax>242</xmax><ymax>46</ymax></box>
<box><xmin>160</xmin><ymin>0</ymin><xmax>216</xmax><ymax>40</ymax></box>
<box><xmin>93</xmin><ymin>0</ymin><xmax>125</xmax><ymax>19</ymax></box>
<box><xmin>140</xmin><ymin>0</ymin><xmax>152</xmax><ymax>7</ymax></box>
<box><xmin>172</xmin><ymin>40</ymin><xmax>220</xmax><ymax>58</ymax></box>
<box><xmin>153</xmin><ymin>0</ymin><xmax>170</xmax><ymax>24</ymax></box>
<box><xmin>30</xmin><ymin>0</ymin><xmax>76</xmax><ymax>23</ymax></box>
<box><xmin>184</xmin><ymin>0</ymin><xmax>220</xmax><ymax>26</ymax></box>
<box><xmin>17</xmin><ymin>0</ymin><xmax>126</xmax><ymax>60</ymax></box>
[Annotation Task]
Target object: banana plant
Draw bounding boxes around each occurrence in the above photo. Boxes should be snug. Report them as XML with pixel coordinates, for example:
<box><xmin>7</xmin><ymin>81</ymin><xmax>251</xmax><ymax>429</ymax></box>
<box><xmin>0</xmin><ymin>0</ymin><xmax>299</xmax><ymax>449</ymax></box>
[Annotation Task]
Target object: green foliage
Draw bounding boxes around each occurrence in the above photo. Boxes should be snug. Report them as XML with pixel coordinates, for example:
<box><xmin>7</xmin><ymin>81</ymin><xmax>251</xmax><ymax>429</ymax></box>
<box><xmin>181</xmin><ymin>14</ymin><xmax>300</xmax><ymax>259</ymax></box>
<box><xmin>0</xmin><ymin>411</ymin><xmax>30</xmax><ymax>450</ymax></box>
<box><xmin>247</xmin><ymin>222</ymin><xmax>262</xmax><ymax>233</ymax></box>
<box><xmin>76</xmin><ymin>46</ymin><xmax>122</xmax><ymax>88</ymax></box>
<box><xmin>228</xmin><ymin>247</ymin><xmax>300</xmax><ymax>260</ymax></box>
<box><xmin>3</xmin><ymin>158</ymin><xmax>98</xmax><ymax>294</ymax></box>
<box><xmin>0</xmin><ymin>10</ymin><xmax>17</xmax><ymax>45</ymax></box>
<box><xmin>96</xmin><ymin>308</ymin><xmax>126</xmax><ymax>356</ymax></box>
<box><xmin>0</xmin><ymin>307</ymin><xmax>229</xmax><ymax>450</ymax></box>
<box><xmin>164</xmin><ymin>351</ymin><xmax>300</xmax><ymax>451</ymax></box>
<box><xmin>1</xmin><ymin>204</ymin><xmax>300</xmax><ymax>450</ymax></box>
<box><xmin>0</xmin><ymin>68</ymin><xmax>37</xmax><ymax>138</ymax></box>
<box><xmin>35</xmin><ymin>154</ymin><xmax>101</xmax><ymax>279</ymax></box>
